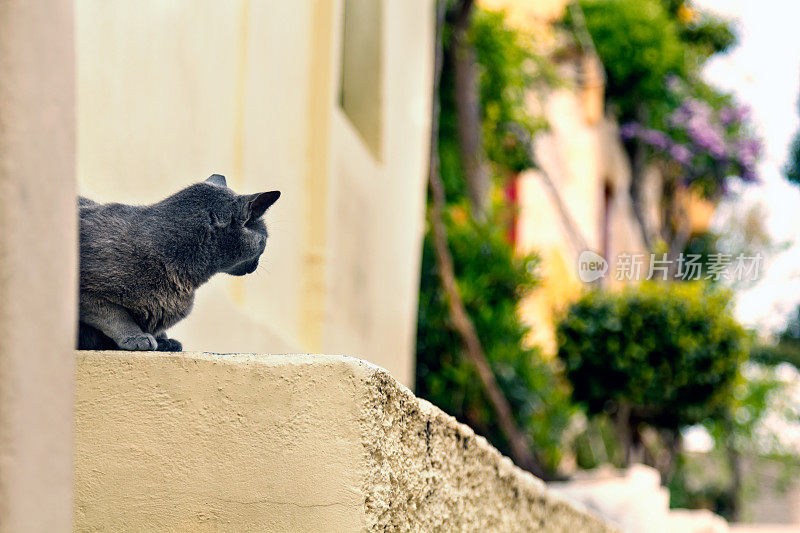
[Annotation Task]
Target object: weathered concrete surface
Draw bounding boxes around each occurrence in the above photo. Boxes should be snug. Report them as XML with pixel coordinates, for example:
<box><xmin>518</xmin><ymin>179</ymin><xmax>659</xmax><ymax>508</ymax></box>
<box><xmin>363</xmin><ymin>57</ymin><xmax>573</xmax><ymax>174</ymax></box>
<box><xmin>0</xmin><ymin>0</ymin><xmax>76</xmax><ymax>531</ymax></box>
<box><xmin>75</xmin><ymin>352</ymin><xmax>614</xmax><ymax>532</ymax></box>
<box><xmin>360</xmin><ymin>367</ymin><xmax>615</xmax><ymax>532</ymax></box>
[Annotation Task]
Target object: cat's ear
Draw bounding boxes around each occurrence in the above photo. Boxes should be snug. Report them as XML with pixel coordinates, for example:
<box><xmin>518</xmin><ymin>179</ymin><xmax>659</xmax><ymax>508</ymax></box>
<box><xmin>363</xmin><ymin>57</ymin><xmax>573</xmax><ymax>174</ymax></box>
<box><xmin>244</xmin><ymin>191</ymin><xmax>280</xmax><ymax>219</ymax></box>
<box><xmin>205</xmin><ymin>174</ymin><xmax>227</xmax><ymax>187</ymax></box>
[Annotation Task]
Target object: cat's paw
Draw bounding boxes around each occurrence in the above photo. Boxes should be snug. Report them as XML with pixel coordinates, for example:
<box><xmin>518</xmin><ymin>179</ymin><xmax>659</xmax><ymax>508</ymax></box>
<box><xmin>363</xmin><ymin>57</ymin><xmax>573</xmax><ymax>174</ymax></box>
<box><xmin>156</xmin><ymin>337</ymin><xmax>182</xmax><ymax>352</ymax></box>
<box><xmin>117</xmin><ymin>333</ymin><xmax>158</xmax><ymax>351</ymax></box>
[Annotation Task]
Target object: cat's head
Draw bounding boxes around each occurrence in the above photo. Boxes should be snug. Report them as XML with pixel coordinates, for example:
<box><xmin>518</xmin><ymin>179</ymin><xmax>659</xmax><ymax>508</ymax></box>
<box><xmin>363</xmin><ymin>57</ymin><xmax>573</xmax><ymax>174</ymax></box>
<box><xmin>171</xmin><ymin>174</ymin><xmax>280</xmax><ymax>277</ymax></box>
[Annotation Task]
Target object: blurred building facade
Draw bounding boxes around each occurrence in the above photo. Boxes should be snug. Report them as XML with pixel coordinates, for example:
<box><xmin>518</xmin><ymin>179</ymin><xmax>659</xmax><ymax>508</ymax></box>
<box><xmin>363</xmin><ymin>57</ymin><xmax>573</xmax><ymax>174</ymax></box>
<box><xmin>480</xmin><ymin>0</ymin><xmax>647</xmax><ymax>353</ymax></box>
<box><xmin>76</xmin><ymin>0</ymin><xmax>435</xmax><ymax>386</ymax></box>
<box><xmin>481</xmin><ymin>0</ymin><xmax>713</xmax><ymax>353</ymax></box>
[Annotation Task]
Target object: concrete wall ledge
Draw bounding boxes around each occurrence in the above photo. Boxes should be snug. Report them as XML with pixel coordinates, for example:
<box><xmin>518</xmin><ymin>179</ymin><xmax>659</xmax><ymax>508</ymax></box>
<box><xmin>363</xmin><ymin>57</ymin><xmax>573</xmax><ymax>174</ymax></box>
<box><xmin>75</xmin><ymin>351</ymin><xmax>615</xmax><ymax>532</ymax></box>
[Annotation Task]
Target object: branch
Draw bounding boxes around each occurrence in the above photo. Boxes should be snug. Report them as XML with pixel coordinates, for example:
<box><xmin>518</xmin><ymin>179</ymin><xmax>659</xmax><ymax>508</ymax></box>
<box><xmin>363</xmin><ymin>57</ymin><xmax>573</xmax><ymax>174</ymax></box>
<box><xmin>628</xmin><ymin>108</ymin><xmax>655</xmax><ymax>252</ymax></box>
<box><xmin>537</xmin><ymin>166</ymin><xmax>590</xmax><ymax>254</ymax></box>
<box><xmin>450</xmin><ymin>0</ymin><xmax>490</xmax><ymax>218</ymax></box>
<box><xmin>426</xmin><ymin>0</ymin><xmax>549</xmax><ymax>479</ymax></box>
<box><xmin>509</xmin><ymin>123</ymin><xmax>591</xmax><ymax>256</ymax></box>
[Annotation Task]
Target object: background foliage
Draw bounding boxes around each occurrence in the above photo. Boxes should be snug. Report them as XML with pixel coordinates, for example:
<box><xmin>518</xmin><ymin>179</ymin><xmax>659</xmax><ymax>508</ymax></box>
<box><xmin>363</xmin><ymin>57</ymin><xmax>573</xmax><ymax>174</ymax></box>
<box><xmin>785</xmin><ymin>95</ymin><xmax>800</xmax><ymax>185</ymax></box>
<box><xmin>416</xmin><ymin>213</ymin><xmax>573</xmax><ymax>471</ymax></box>
<box><xmin>438</xmin><ymin>8</ymin><xmax>550</xmax><ymax>202</ymax></box>
<box><xmin>752</xmin><ymin>304</ymin><xmax>800</xmax><ymax>369</ymax></box>
<box><xmin>416</xmin><ymin>8</ymin><xmax>569</xmax><ymax>474</ymax></box>
<box><xmin>575</xmin><ymin>0</ymin><xmax>737</xmax><ymax>124</ymax></box>
<box><xmin>557</xmin><ymin>282</ymin><xmax>747</xmax><ymax>437</ymax></box>
<box><xmin>573</xmin><ymin>0</ymin><xmax>759</xmax><ymax>203</ymax></box>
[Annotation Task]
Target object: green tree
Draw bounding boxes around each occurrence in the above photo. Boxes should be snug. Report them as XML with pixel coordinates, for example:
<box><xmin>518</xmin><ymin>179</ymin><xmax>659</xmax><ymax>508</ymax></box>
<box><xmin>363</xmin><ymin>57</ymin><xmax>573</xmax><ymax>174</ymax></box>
<box><xmin>570</xmin><ymin>0</ymin><xmax>756</xmax><ymax>260</ymax></box>
<box><xmin>574</xmin><ymin>0</ymin><xmax>687</xmax><ymax>123</ymax></box>
<box><xmin>556</xmin><ymin>282</ymin><xmax>748</xmax><ymax>467</ymax></box>
<box><xmin>574</xmin><ymin>0</ymin><xmax>737</xmax><ymax>124</ymax></box>
<box><xmin>785</xmin><ymin>97</ymin><xmax>800</xmax><ymax>185</ymax></box>
<box><xmin>416</xmin><ymin>216</ymin><xmax>574</xmax><ymax>473</ymax></box>
<box><xmin>417</xmin><ymin>4</ymin><xmax>565</xmax><ymax>478</ymax></box>
<box><xmin>672</xmin><ymin>361</ymin><xmax>800</xmax><ymax>521</ymax></box>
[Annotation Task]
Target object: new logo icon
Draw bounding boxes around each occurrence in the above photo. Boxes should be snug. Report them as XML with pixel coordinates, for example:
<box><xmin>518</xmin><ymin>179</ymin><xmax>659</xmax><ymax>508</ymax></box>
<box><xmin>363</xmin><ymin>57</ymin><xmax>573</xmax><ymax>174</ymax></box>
<box><xmin>577</xmin><ymin>250</ymin><xmax>608</xmax><ymax>283</ymax></box>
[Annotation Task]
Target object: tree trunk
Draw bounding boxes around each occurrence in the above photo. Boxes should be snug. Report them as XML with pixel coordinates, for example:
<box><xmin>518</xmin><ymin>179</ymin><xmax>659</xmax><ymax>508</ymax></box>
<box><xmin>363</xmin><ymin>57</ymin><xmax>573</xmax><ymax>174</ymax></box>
<box><xmin>726</xmin><ymin>431</ymin><xmax>742</xmax><ymax>522</ymax></box>
<box><xmin>451</xmin><ymin>0</ymin><xmax>490</xmax><ymax>219</ymax></box>
<box><xmin>657</xmin><ymin>429</ymin><xmax>682</xmax><ymax>485</ymax></box>
<box><xmin>426</xmin><ymin>0</ymin><xmax>550</xmax><ymax>480</ymax></box>
<box><xmin>509</xmin><ymin>124</ymin><xmax>591</xmax><ymax>269</ymax></box>
<box><xmin>629</xmin><ymin>141</ymin><xmax>654</xmax><ymax>253</ymax></box>
<box><xmin>659</xmin><ymin>177</ymin><xmax>692</xmax><ymax>278</ymax></box>
<box><xmin>537</xmin><ymin>166</ymin><xmax>590</xmax><ymax>254</ymax></box>
<box><xmin>614</xmin><ymin>402</ymin><xmax>633</xmax><ymax>467</ymax></box>
<box><xmin>628</xmin><ymin>105</ymin><xmax>655</xmax><ymax>252</ymax></box>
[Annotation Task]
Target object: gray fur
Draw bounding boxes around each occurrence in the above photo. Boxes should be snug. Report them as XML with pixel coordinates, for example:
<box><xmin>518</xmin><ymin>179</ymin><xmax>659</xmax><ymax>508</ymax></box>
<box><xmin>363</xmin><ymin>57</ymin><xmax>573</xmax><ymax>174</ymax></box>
<box><xmin>77</xmin><ymin>175</ymin><xmax>280</xmax><ymax>351</ymax></box>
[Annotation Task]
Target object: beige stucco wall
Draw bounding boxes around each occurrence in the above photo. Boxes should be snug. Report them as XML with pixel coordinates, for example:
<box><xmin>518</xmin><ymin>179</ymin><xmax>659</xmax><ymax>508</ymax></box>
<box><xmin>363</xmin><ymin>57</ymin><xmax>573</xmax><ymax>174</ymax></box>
<box><xmin>74</xmin><ymin>351</ymin><xmax>615</xmax><ymax>532</ymax></box>
<box><xmin>75</xmin><ymin>0</ymin><xmax>433</xmax><ymax>386</ymax></box>
<box><xmin>75</xmin><ymin>352</ymin><xmax>366</xmax><ymax>531</ymax></box>
<box><xmin>0</xmin><ymin>1</ymin><xmax>77</xmax><ymax>531</ymax></box>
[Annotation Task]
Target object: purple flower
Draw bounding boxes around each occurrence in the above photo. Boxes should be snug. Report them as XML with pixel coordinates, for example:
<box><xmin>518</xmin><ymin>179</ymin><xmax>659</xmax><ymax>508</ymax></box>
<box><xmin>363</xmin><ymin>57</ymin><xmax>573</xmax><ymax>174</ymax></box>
<box><xmin>719</xmin><ymin>106</ymin><xmax>736</xmax><ymax>126</ymax></box>
<box><xmin>669</xmin><ymin>108</ymin><xmax>689</xmax><ymax>128</ymax></box>
<box><xmin>669</xmin><ymin>144</ymin><xmax>692</xmax><ymax>165</ymax></box>
<box><xmin>620</xmin><ymin>122</ymin><xmax>641</xmax><ymax>140</ymax></box>
<box><xmin>730</xmin><ymin>137</ymin><xmax>762</xmax><ymax>174</ymax></box>
<box><xmin>688</xmin><ymin>99</ymin><xmax>713</xmax><ymax>118</ymax></box>
<box><xmin>735</xmin><ymin>105</ymin><xmax>751</xmax><ymax>124</ymax></box>
<box><xmin>743</xmin><ymin>137</ymin><xmax>762</xmax><ymax>159</ymax></box>
<box><xmin>669</xmin><ymin>99</ymin><xmax>712</xmax><ymax>128</ymax></box>
<box><xmin>740</xmin><ymin>168</ymin><xmax>758</xmax><ymax>182</ymax></box>
<box><xmin>719</xmin><ymin>104</ymin><xmax>751</xmax><ymax>126</ymax></box>
<box><xmin>686</xmin><ymin>118</ymin><xmax>726</xmax><ymax>158</ymax></box>
<box><xmin>641</xmin><ymin>129</ymin><xmax>671</xmax><ymax>150</ymax></box>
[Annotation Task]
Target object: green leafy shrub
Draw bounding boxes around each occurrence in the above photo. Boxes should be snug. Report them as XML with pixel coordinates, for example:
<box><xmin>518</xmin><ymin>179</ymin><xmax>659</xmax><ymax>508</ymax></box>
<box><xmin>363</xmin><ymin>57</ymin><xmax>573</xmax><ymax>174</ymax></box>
<box><xmin>438</xmin><ymin>8</ymin><xmax>551</xmax><ymax>201</ymax></box>
<box><xmin>573</xmin><ymin>0</ymin><xmax>758</xmax><ymax>188</ymax></box>
<box><xmin>556</xmin><ymin>283</ymin><xmax>748</xmax><ymax>435</ymax></box>
<box><xmin>416</xmin><ymin>209</ymin><xmax>574</xmax><ymax>473</ymax></box>
<box><xmin>575</xmin><ymin>0</ymin><xmax>687</xmax><ymax>122</ymax></box>
<box><xmin>472</xmin><ymin>9</ymin><xmax>552</xmax><ymax>173</ymax></box>
<box><xmin>415</xmin><ymin>7</ymin><xmax>569</xmax><ymax>474</ymax></box>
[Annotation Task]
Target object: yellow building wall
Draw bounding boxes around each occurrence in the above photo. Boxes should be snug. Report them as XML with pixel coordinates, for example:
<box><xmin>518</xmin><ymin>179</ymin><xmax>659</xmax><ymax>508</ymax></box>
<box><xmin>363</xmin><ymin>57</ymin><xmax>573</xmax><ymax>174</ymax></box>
<box><xmin>477</xmin><ymin>0</ymin><xmax>649</xmax><ymax>353</ymax></box>
<box><xmin>75</xmin><ymin>0</ymin><xmax>434</xmax><ymax>386</ymax></box>
<box><xmin>517</xmin><ymin>103</ymin><xmax>649</xmax><ymax>353</ymax></box>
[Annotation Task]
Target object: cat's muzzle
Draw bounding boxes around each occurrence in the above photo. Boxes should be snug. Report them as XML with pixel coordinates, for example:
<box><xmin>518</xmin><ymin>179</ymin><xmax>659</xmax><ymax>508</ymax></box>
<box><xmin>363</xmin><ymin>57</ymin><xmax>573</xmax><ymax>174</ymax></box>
<box><xmin>225</xmin><ymin>257</ymin><xmax>260</xmax><ymax>276</ymax></box>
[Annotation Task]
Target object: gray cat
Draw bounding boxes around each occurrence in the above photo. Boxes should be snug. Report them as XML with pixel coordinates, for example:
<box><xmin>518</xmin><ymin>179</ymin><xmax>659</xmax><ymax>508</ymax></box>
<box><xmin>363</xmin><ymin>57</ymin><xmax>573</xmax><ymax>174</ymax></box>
<box><xmin>77</xmin><ymin>174</ymin><xmax>280</xmax><ymax>351</ymax></box>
